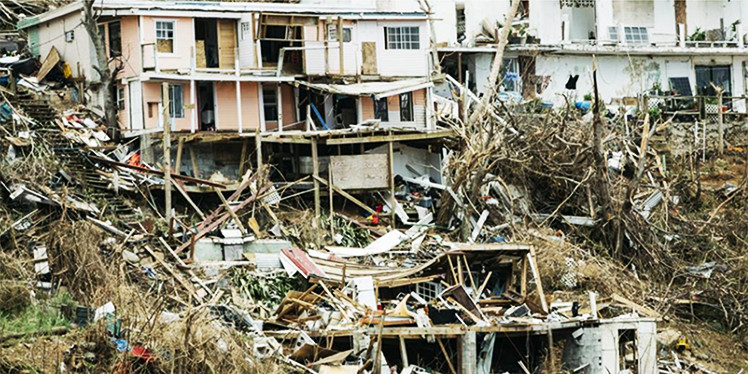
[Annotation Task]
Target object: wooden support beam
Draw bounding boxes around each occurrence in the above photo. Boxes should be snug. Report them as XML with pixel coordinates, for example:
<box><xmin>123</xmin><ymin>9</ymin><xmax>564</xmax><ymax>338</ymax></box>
<box><xmin>175</xmin><ymin>137</ymin><xmax>184</xmax><ymax>174</ymax></box>
<box><xmin>313</xmin><ymin>175</ymin><xmax>376</xmax><ymax>215</ymax></box>
<box><xmin>388</xmin><ymin>140</ymin><xmax>396</xmax><ymax>225</ymax></box>
<box><xmin>174</xmin><ymin>181</ymin><xmax>206</xmax><ymax>220</ymax></box>
<box><xmin>189</xmin><ymin>146</ymin><xmax>200</xmax><ymax>179</ymax></box>
<box><xmin>399</xmin><ymin>336</ymin><xmax>409</xmax><ymax>369</ymax></box>
<box><xmin>162</xmin><ymin>83</ymin><xmax>172</xmax><ymax>224</ymax></box>
<box><xmin>239</xmin><ymin>138</ymin><xmax>248</xmax><ymax>176</ymax></box>
<box><xmin>437</xmin><ymin>338</ymin><xmax>457</xmax><ymax>374</ymax></box>
<box><xmin>312</xmin><ymin>137</ymin><xmax>321</xmax><ymax>218</ymax></box>
<box><xmin>527</xmin><ymin>246</ymin><xmax>548</xmax><ymax>313</ymax></box>
<box><xmin>216</xmin><ymin>189</ymin><xmax>247</xmax><ymax>235</ymax></box>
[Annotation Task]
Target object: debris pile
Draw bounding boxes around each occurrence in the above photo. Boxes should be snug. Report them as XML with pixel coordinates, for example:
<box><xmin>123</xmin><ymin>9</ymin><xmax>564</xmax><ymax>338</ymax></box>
<box><xmin>0</xmin><ymin>44</ymin><xmax>747</xmax><ymax>374</ymax></box>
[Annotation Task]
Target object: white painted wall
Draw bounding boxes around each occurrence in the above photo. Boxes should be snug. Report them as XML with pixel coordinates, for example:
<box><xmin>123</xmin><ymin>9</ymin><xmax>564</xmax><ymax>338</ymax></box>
<box><xmin>35</xmin><ymin>11</ymin><xmax>96</xmax><ymax>82</ymax></box>
<box><xmin>238</xmin><ymin>14</ymin><xmax>256</xmax><ymax>69</ymax></box>
<box><xmin>534</xmin><ymin>53</ymin><xmax>748</xmax><ymax>111</ymax></box>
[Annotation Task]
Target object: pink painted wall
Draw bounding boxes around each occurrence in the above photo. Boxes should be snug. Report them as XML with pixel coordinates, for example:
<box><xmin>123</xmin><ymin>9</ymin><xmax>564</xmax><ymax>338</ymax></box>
<box><xmin>141</xmin><ymin>16</ymin><xmax>194</xmax><ymax>72</ymax></box>
<box><xmin>117</xmin><ymin>83</ymin><xmax>129</xmax><ymax>130</ymax></box>
<box><xmin>117</xmin><ymin>16</ymin><xmax>141</xmax><ymax>79</ymax></box>
<box><xmin>142</xmin><ymin>82</ymin><xmax>193</xmax><ymax>131</ymax></box>
<box><xmin>241</xmin><ymin>82</ymin><xmax>261</xmax><ymax>130</ymax></box>
<box><xmin>215</xmin><ymin>81</ymin><xmax>239</xmax><ymax>131</ymax></box>
<box><xmin>282</xmin><ymin>85</ymin><xmax>297</xmax><ymax>125</ymax></box>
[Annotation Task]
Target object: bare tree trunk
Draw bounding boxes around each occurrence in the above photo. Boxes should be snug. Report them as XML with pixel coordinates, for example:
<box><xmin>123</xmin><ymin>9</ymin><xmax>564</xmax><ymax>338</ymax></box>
<box><xmin>82</xmin><ymin>0</ymin><xmax>120</xmax><ymax>138</ymax></box>
<box><xmin>591</xmin><ymin>58</ymin><xmax>614</xmax><ymax>249</ymax></box>
<box><xmin>466</xmin><ymin>0</ymin><xmax>521</xmax><ymax>126</ymax></box>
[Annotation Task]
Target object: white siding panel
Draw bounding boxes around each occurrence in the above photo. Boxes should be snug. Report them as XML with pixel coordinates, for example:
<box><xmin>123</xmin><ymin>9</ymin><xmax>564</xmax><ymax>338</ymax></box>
<box><xmin>238</xmin><ymin>15</ymin><xmax>255</xmax><ymax>69</ymax></box>
<box><xmin>375</xmin><ymin>20</ymin><xmax>429</xmax><ymax>77</ymax></box>
<box><xmin>129</xmin><ymin>81</ymin><xmax>144</xmax><ymax>130</ymax></box>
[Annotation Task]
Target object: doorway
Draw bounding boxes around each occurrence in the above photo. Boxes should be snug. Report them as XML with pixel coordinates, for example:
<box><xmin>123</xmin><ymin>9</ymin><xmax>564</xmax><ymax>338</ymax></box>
<box><xmin>195</xmin><ymin>19</ymin><xmax>219</xmax><ymax>68</ymax></box>
<box><xmin>197</xmin><ymin>82</ymin><xmax>216</xmax><ymax>131</ymax></box>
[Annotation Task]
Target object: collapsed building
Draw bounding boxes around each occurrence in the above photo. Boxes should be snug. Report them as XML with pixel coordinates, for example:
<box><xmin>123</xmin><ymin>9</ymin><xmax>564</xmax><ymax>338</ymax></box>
<box><xmin>1</xmin><ymin>0</ymin><xmax>745</xmax><ymax>373</ymax></box>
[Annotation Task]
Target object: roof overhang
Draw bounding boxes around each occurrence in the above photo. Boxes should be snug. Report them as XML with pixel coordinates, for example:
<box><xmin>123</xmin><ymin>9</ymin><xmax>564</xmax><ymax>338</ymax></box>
<box><xmin>300</xmin><ymin>78</ymin><xmax>433</xmax><ymax>100</ymax></box>
<box><xmin>18</xmin><ymin>0</ymin><xmax>426</xmax><ymax>30</ymax></box>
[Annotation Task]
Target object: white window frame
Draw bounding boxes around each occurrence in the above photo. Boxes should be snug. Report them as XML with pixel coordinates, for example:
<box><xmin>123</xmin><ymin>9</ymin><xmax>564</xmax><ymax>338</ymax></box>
<box><xmin>168</xmin><ymin>84</ymin><xmax>184</xmax><ymax>119</ymax></box>
<box><xmin>240</xmin><ymin>21</ymin><xmax>251</xmax><ymax>41</ymax></box>
<box><xmin>623</xmin><ymin>26</ymin><xmax>648</xmax><ymax>45</ymax></box>
<box><xmin>155</xmin><ymin>19</ymin><xmax>176</xmax><ymax>55</ymax></box>
<box><xmin>327</xmin><ymin>24</ymin><xmax>352</xmax><ymax>43</ymax></box>
<box><xmin>116</xmin><ymin>87</ymin><xmax>125</xmax><ymax>110</ymax></box>
<box><xmin>385</xmin><ymin>26</ymin><xmax>420</xmax><ymax>50</ymax></box>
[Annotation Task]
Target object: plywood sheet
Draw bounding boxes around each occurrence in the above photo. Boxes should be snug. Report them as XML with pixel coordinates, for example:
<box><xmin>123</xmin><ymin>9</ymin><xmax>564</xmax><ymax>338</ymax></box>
<box><xmin>330</xmin><ymin>153</ymin><xmax>388</xmax><ymax>189</ymax></box>
<box><xmin>361</xmin><ymin>42</ymin><xmax>377</xmax><ymax>75</ymax></box>
<box><xmin>218</xmin><ymin>19</ymin><xmax>236</xmax><ymax>69</ymax></box>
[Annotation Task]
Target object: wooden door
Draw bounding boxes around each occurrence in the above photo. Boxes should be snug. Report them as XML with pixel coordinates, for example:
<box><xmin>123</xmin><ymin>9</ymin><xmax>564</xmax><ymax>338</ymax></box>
<box><xmin>361</xmin><ymin>42</ymin><xmax>377</xmax><ymax>75</ymax></box>
<box><xmin>218</xmin><ymin>19</ymin><xmax>237</xmax><ymax>69</ymax></box>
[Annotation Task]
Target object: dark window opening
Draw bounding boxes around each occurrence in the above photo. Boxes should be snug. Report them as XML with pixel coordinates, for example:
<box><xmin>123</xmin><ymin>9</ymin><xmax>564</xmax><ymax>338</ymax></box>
<box><xmin>195</xmin><ymin>18</ymin><xmax>219</xmax><ymax>68</ymax></box>
<box><xmin>695</xmin><ymin>65</ymin><xmax>731</xmax><ymax>96</ymax></box>
<box><xmin>399</xmin><ymin>92</ymin><xmax>413</xmax><ymax>122</ymax></box>
<box><xmin>618</xmin><ymin>329</ymin><xmax>639</xmax><ymax>373</ymax></box>
<box><xmin>108</xmin><ymin>21</ymin><xmax>121</xmax><ymax>58</ymax></box>
<box><xmin>260</xmin><ymin>25</ymin><xmax>301</xmax><ymax>65</ymax></box>
<box><xmin>166</xmin><ymin>84</ymin><xmax>184</xmax><ymax>119</ymax></box>
<box><xmin>198</xmin><ymin>82</ymin><xmax>215</xmax><ymax>131</ymax></box>
<box><xmin>374</xmin><ymin>98</ymin><xmax>388</xmax><ymax>121</ymax></box>
<box><xmin>456</xmin><ymin>6</ymin><xmax>465</xmax><ymax>42</ymax></box>
<box><xmin>263</xmin><ymin>87</ymin><xmax>278</xmax><ymax>121</ymax></box>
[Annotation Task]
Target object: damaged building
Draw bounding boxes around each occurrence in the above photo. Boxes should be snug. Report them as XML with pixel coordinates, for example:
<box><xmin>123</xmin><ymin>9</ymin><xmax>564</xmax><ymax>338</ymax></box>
<box><xmin>5</xmin><ymin>0</ymin><xmax>744</xmax><ymax>373</ymax></box>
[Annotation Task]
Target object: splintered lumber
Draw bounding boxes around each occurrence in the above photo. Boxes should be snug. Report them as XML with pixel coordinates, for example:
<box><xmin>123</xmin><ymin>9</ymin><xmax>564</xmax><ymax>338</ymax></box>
<box><xmin>437</xmin><ymin>338</ymin><xmax>457</xmax><ymax>374</ymax></box>
<box><xmin>527</xmin><ymin>246</ymin><xmax>548</xmax><ymax>314</ymax></box>
<box><xmin>611</xmin><ymin>293</ymin><xmax>660</xmax><ymax>318</ymax></box>
<box><xmin>216</xmin><ymin>188</ymin><xmax>247</xmax><ymax>235</ymax></box>
<box><xmin>173</xmin><ymin>180</ymin><xmax>206</xmax><ymax>220</ymax></box>
<box><xmin>143</xmin><ymin>245</ymin><xmax>203</xmax><ymax>303</ymax></box>
<box><xmin>194</xmin><ymin>171</ymin><xmax>259</xmax><ymax>232</ymax></box>
<box><xmin>174</xmin><ymin>184</ymin><xmax>271</xmax><ymax>255</ymax></box>
<box><xmin>313</xmin><ymin>175</ymin><xmax>376</xmax><ymax>215</ymax></box>
<box><xmin>89</xmin><ymin>156</ymin><xmax>226</xmax><ymax>188</ymax></box>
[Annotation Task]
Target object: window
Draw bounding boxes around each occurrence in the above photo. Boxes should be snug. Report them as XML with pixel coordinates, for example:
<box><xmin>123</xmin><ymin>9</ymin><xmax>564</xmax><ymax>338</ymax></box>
<box><xmin>116</xmin><ymin>87</ymin><xmax>125</xmax><ymax>110</ymax></box>
<box><xmin>399</xmin><ymin>92</ymin><xmax>413</xmax><ymax>122</ymax></box>
<box><xmin>623</xmin><ymin>26</ymin><xmax>648</xmax><ymax>44</ymax></box>
<box><xmin>156</xmin><ymin>21</ymin><xmax>175</xmax><ymax>53</ymax></box>
<box><xmin>108</xmin><ymin>21</ymin><xmax>121</xmax><ymax>58</ymax></box>
<box><xmin>695</xmin><ymin>65</ymin><xmax>732</xmax><ymax>96</ymax></box>
<box><xmin>385</xmin><ymin>26</ymin><xmax>420</xmax><ymax>50</ymax></box>
<box><xmin>327</xmin><ymin>25</ymin><xmax>352</xmax><ymax>42</ymax></box>
<box><xmin>240</xmin><ymin>22</ymin><xmax>251</xmax><ymax>41</ymax></box>
<box><xmin>374</xmin><ymin>98</ymin><xmax>388</xmax><ymax>121</ymax></box>
<box><xmin>608</xmin><ymin>26</ymin><xmax>619</xmax><ymax>42</ymax></box>
<box><xmin>167</xmin><ymin>85</ymin><xmax>184</xmax><ymax>118</ymax></box>
<box><xmin>263</xmin><ymin>87</ymin><xmax>278</xmax><ymax>121</ymax></box>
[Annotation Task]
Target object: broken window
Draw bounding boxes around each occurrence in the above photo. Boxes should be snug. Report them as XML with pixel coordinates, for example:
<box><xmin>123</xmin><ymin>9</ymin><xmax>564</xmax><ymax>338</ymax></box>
<box><xmin>108</xmin><ymin>21</ymin><xmax>121</xmax><ymax>58</ymax></box>
<box><xmin>385</xmin><ymin>26</ymin><xmax>420</xmax><ymax>50</ymax></box>
<box><xmin>455</xmin><ymin>6</ymin><xmax>466</xmax><ymax>42</ymax></box>
<box><xmin>399</xmin><ymin>92</ymin><xmax>413</xmax><ymax>122</ymax></box>
<box><xmin>374</xmin><ymin>98</ymin><xmax>388</xmax><ymax>121</ymax></box>
<box><xmin>327</xmin><ymin>24</ymin><xmax>352</xmax><ymax>42</ymax></box>
<box><xmin>168</xmin><ymin>84</ymin><xmax>184</xmax><ymax>119</ymax></box>
<box><xmin>156</xmin><ymin>20</ymin><xmax>175</xmax><ymax>53</ymax></box>
<box><xmin>624</xmin><ymin>26</ymin><xmax>648</xmax><ymax>44</ymax></box>
<box><xmin>240</xmin><ymin>21</ymin><xmax>251</xmax><ymax>41</ymax></box>
<box><xmin>618</xmin><ymin>329</ymin><xmax>639</xmax><ymax>373</ymax></box>
<box><xmin>117</xmin><ymin>87</ymin><xmax>125</xmax><ymax>110</ymax></box>
<box><xmin>263</xmin><ymin>87</ymin><xmax>278</xmax><ymax>121</ymax></box>
<box><xmin>696</xmin><ymin>65</ymin><xmax>732</xmax><ymax>96</ymax></box>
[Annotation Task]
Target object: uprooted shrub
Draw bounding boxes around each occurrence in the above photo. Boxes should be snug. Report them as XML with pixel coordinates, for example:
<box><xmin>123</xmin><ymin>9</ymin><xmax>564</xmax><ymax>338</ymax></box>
<box><xmin>47</xmin><ymin>220</ymin><xmax>118</xmax><ymax>304</ymax></box>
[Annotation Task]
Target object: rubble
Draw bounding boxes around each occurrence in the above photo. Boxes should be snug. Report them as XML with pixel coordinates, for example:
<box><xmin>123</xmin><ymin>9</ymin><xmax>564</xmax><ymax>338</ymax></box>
<box><xmin>0</xmin><ymin>1</ymin><xmax>746</xmax><ymax>373</ymax></box>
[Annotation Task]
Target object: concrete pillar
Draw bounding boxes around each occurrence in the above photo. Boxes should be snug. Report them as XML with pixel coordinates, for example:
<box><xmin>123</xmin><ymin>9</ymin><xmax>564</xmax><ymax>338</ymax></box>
<box><xmin>460</xmin><ymin>331</ymin><xmax>477</xmax><ymax>374</ymax></box>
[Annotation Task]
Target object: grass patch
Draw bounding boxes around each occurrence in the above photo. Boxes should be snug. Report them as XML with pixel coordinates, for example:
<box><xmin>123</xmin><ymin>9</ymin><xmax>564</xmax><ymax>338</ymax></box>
<box><xmin>0</xmin><ymin>291</ymin><xmax>73</xmax><ymax>337</ymax></box>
